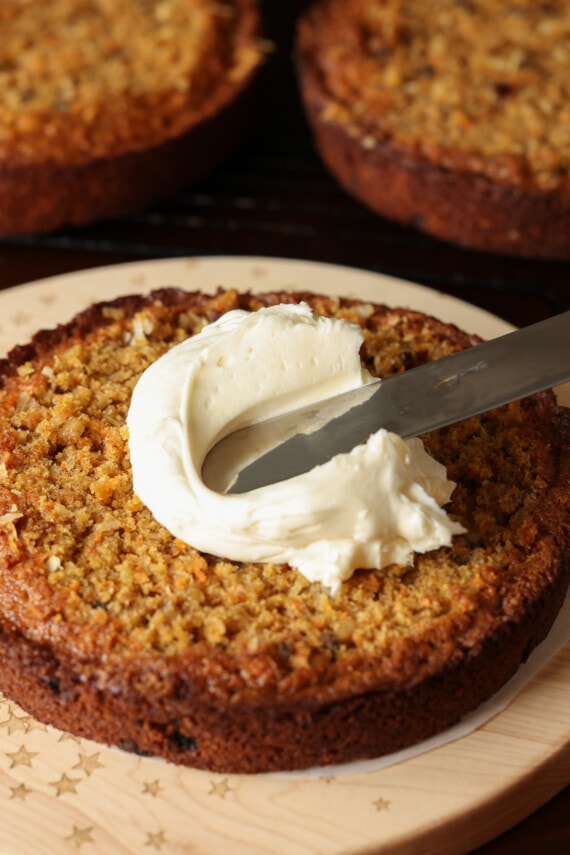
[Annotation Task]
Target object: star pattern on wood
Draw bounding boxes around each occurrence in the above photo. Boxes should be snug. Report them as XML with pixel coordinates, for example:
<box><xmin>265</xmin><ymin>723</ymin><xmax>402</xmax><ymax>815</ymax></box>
<box><xmin>2</xmin><ymin>711</ymin><xmax>33</xmax><ymax>735</ymax></box>
<box><xmin>6</xmin><ymin>744</ymin><xmax>38</xmax><ymax>768</ymax></box>
<box><xmin>209</xmin><ymin>777</ymin><xmax>233</xmax><ymax>799</ymax></box>
<box><xmin>73</xmin><ymin>751</ymin><xmax>105</xmax><ymax>777</ymax></box>
<box><xmin>144</xmin><ymin>829</ymin><xmax>168</xmax><ymax>850</ymax></box>
<box><xmin>58</xmin><ymin>731</ymin><xmax>82</xmax><ymax>743</ymax></box>
<box><xmin>65</xmin><ymin>825</ymin><xmax>95</xmax><ymax>848</ymax></box>
<box><xmin>11</xmin><ymin>311</ymin><xmax>32</xmax><ymax>326</ymax></box>
<box><xmin>373</xmin><ymin>796</ymin><xmax>391</xmax><ymax>812</ymax></box>
<box><xmin>50</xmin><ymin>772</ymin><xmax>83</xmax><ymax>797</ymax></box>
<box><xmin>39</xmin><ymin>291</ymin><xmax>57</xmax><ymax>306</ymax></box>
<box><xmin>25</xmin><ymin>717</ymin><xmax>48</xmax><ymax>733</ymax></box>
<box><xmin>142</xmin><ymin>779</ymin><xmax>163</xmax><ymax>797</ymax></box>
<box><xmin>9</xmin><ymin>782</ymin><xmax>33</xmax><ymax>801</ymax></box>
<box><xmin>0</xmin><ymin>700</ymin><xmax>47</xmax><ymax>733</ymax></box>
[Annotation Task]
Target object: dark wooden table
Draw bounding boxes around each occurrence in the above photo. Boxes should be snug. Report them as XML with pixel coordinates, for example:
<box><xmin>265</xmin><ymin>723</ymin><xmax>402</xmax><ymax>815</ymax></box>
<box><xmin>0</xmin><ymin>3</ymin><xmax>567</xmax><ymax>851</ymax></box>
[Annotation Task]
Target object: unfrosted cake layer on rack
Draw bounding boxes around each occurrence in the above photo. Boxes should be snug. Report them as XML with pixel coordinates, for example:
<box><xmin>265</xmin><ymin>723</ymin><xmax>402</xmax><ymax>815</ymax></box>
<box><xmin>296</xmin><ymin>0</ymin><xmax>570</xmax><ymax>258</ymax></box>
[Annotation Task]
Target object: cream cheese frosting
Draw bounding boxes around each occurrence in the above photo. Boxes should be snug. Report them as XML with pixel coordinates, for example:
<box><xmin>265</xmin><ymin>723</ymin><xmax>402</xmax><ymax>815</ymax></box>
<box><xmin>127</xmin><ymin>302</ymin><xmax>464</xmax><ymax>593</ymax></box>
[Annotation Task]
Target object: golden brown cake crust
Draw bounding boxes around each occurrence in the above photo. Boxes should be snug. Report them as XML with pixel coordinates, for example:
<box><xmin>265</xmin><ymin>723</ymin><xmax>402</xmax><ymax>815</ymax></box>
<box><xmin>0</xmin><ymin>287</ymin><xmax>569</xmax><ymax>773</ymax></box>
<box><xmin>0</xmin><ymin>1</ymin><xmax>265</xmax><ymax>235</ymax></box>
<box><xmin>295</xmin><ymin>0</ymin><xmax>570</xmax><ymax>258</ymax></box>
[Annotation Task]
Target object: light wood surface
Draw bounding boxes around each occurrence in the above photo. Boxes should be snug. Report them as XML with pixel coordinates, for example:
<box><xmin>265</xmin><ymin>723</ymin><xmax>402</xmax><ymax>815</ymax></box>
<box><xmin>0</xmin><ymin>259</ymin><xmax>568</xmax><ymax>855</ymax></box>
<box><xmin>0</xmin><ymin>640</ymin><xmax>567</xmax><ymax>855</ymax></box>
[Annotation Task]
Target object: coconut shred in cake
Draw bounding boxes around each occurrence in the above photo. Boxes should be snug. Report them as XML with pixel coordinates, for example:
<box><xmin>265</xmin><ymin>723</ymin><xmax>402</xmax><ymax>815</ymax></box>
<box><xmin>127</xmin><ymin>303</ymin><xmax>464</xmax><ymax>592</ymax></box>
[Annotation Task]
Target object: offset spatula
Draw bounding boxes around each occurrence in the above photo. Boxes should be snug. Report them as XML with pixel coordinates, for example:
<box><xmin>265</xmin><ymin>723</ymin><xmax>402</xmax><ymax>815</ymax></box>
<box><xmin>202</xmin><ymin>311</ymin><xmax>570</xmax><ymax>494</ymax></box>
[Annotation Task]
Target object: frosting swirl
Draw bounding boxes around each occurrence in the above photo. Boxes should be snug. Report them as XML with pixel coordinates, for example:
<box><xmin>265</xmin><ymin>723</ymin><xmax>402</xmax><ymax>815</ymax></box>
<box><xmin>127</xmin><ymin>302</ymin><xmax>464</xmax><ymax>592</ymax></box>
